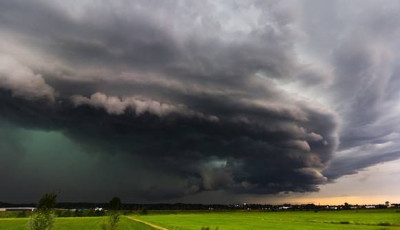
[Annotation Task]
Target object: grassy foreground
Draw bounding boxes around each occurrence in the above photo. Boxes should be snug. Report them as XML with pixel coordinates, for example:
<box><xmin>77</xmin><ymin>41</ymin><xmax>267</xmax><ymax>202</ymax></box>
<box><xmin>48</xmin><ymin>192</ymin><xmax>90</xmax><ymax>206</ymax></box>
<box><xmin>1</xmin><ymin>210</ymin><xmax>400</xmax><ymax>230</ymax></box>
<box><xmin>132</xmin><ymin>210</ymin><xmax>400</xmax><ymax>230</ymax></box>
<box><xmin>0</xmin><ymin>216</ymin><xmax>154</xmax><ymax>230</ymax></box>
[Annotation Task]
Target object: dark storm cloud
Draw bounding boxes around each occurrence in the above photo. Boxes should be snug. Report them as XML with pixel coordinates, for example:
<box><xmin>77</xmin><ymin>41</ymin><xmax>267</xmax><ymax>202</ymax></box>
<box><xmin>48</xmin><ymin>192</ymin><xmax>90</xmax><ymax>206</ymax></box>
<box><xmin>0</xmin><ymin>84</ymin><xmax>338</xmax><ymax>199</ymax></box>
<box><xmin>0</xmin><ymin>0</ymin><xmax>399</xmax><ymax>202</ymax></box>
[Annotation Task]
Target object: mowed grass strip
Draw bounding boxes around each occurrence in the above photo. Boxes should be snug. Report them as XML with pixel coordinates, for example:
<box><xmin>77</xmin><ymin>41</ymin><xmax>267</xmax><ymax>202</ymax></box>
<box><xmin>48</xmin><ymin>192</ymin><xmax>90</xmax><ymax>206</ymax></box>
<box><xmin>0</xmin><ymin>216</ymin><xmax>155</xmax><ymax>230</ymax></box>
<box><xmin>132</xmin><ymin>210</ymin><xmax>400</xmax><ymax>230</ymax></box>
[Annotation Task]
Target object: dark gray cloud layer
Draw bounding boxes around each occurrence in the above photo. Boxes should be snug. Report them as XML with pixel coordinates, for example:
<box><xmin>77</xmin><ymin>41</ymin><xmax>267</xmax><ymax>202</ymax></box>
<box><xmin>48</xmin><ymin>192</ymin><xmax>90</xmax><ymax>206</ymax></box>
<box><xmin>0</xmin><ymin>0</ymin><xmax>399</xmax><ymax>202</ymax></box>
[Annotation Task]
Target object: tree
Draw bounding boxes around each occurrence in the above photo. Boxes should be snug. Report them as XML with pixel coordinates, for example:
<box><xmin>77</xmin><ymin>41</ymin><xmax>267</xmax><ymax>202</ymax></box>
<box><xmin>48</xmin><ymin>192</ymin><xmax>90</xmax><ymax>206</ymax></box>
<box><xmin>29</xmin><ymin>193</ymin><xmax>57</xmax><ymax>230</ymax></box>
<box><xmin>101</xmin><ymin>197</ymin><xmax>122</xmax><ymax>230</ymax></box>
<box><xmin>385</xmin><ymin>201</ymin><xmax>390</xmax><ymax>207</ymax></box>
<box><xmin>109</xmin><ymin>197</ymin><xmax>122</xmax><ymax>211</ymax></box>
<box><xmin>344</xmin><ymin>202</ymin><xmax>350</xmax><ymax>210</ymax></box>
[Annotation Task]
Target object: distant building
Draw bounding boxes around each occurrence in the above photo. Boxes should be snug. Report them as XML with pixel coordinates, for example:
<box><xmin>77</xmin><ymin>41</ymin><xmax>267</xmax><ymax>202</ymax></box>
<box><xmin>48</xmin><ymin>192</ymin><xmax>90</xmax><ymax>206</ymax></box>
<box><xmin>391</xmin><ymin>203</ymin><xmax>400</xmax><ymax>208</ymax></box>
<box><xmin>1</xmin><ymin>207</ymin><xmax>35</xmax><ymax>212</ymax></box>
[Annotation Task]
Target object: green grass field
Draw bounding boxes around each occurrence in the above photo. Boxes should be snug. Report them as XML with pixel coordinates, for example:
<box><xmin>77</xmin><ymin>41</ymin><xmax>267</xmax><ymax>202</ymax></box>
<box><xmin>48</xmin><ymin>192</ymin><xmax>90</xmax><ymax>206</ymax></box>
<box><xmin>0</xmin><ymin>216</ymin><xmax>154</xmax><ymax>230</ymax></box>
<box><xmin>132</xmin><ymin>210</ymin><xmax>400</xmax><ymax>230</ymax></box>
<box><xmin>1</xmin><ymin>210</ymin><xmax>400</xmax><ymax>230</ymax></box>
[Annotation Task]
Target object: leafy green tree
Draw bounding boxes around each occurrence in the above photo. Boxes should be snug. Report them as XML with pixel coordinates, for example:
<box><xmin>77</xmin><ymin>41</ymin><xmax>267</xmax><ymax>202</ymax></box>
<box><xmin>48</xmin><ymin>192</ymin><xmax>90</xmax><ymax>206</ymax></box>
<box><xmin>109</xmin><ymin>197</ymin><xmax>122</xmax><ymax>211</ymax></box>
<box><xmin>101</xmin><ymin>197</ymin><xmax>122</xmax><ymax>230</ymax></box>
<box><xmin>29</xmin><ymin>193</ymin><xmax>57</xmax><ymax>230</ymax></box>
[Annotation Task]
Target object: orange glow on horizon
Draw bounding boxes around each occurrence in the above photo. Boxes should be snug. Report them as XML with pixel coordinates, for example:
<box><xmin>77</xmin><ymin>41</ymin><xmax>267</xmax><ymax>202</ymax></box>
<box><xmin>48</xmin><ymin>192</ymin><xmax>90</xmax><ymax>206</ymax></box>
<box><xmin>278</xmin><ymin>195</ymin><xmax>400</xmax><ymax>205</ymax></box>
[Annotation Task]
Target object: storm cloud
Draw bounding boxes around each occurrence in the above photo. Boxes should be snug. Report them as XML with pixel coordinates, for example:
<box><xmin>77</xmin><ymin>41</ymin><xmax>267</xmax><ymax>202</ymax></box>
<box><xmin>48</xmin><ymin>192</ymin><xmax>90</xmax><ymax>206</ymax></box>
<box><xmin>0</xmin><ymin>0</ymin><xmax>399</xmax><ymax>202</ymax></box>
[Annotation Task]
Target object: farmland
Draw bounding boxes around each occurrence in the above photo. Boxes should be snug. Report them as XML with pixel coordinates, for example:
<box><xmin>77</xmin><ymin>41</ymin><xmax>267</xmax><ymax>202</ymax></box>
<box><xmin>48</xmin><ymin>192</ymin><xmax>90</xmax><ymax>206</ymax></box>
<box><xmin>132</xmin><ymin>210</ymin><xmax>400</xmax><ymax>230</ymax></box>
<box><xmin>0</xmin><ymin>216</ymin><xmax>153</xmax><ymax>230</ymax></box>
<box><xmin>1</xmin><ymin>209</ymin><xmax>400</xmax><ymax>230</ymax></box>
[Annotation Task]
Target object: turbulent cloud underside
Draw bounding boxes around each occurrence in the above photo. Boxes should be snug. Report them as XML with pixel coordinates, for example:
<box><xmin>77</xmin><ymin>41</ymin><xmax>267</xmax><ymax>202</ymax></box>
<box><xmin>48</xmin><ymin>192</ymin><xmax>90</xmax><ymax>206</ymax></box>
<box><xmin>0</xmin><ymin>0</ymin><xmax>399</xmax><ymax>202</ymax></box>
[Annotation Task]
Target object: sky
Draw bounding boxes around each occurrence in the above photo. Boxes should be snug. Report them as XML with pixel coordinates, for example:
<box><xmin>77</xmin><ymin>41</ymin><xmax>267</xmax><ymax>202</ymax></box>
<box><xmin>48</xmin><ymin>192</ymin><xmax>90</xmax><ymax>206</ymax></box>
<box><xmin>0</xmin><ymin>0</ymin><xmax>399</xmax><ymax>204</ymax></box>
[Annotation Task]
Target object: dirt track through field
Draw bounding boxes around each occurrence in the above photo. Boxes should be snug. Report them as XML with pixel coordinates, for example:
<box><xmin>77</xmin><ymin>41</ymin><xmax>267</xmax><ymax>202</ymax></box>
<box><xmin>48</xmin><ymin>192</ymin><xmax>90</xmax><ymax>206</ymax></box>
<box><xmin>126</xmin><ymin>216</ymin><xmax>170</xmax><ymax>230</ymax></box>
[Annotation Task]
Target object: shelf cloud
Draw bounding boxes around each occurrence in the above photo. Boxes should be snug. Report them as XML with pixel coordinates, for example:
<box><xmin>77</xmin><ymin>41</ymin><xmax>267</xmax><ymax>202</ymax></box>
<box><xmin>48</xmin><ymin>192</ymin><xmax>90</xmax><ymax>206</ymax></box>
<box><xmin>0</xmin><ymin>0</ymin><xmax>399</xmax><ymax>202</ymax></box>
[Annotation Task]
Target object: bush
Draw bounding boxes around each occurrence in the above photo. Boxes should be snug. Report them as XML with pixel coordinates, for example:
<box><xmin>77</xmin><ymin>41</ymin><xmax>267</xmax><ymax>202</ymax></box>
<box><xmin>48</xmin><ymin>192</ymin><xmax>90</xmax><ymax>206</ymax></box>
<box><xmin>55</xmin><ymin>210</ymin><xmax>73</xmax><ymax>217</ymax></box>
<box><xmin>29</xmin><ymin>193</ymin><xmax>57</xmax><ymax>230</ymax></box>
<box><xmin>338</xmin><ymin>221</ymin><xmax>351</xmax><ymax>225</ymax></box>
<box><xmin>100</xmin><ymin>197</ymin><xmax>122</xmax><ymax>230</ymax></box>
<box><xmin>29</xmin><ymin>211</ymin><xmax>55</xmax><ymax>230</ymax></box>
<box><xmin>378</xmin><ymin>222</ymin><xmax>392</xmax><ymax>226</ymax></box>
<box><xmin>95</xmin><ymin>210</ymin><xmax>106</xmax><ymax>216</ymax></box>
<box><xmin>100</xmin><ymin>212</ymin><xmax>120</xmax><ymax>230</ymax></box>
<box><xmin>74</xmin><ymin>209</ymin><xmax>83</xmax><ymax>217</ymax></box>
<box><xmin>17</xmin><ymin>211</ymin><xmax>28</xmax><ymax>218</ymax></box>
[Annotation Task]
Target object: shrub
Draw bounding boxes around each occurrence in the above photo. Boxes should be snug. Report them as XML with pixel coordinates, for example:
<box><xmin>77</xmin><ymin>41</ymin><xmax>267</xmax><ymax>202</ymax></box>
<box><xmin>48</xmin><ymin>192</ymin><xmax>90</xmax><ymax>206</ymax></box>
<box><xmin>100</xmin><ymin>212</ymin><xmax>120</xmax><ymax>230</ymax></box>
<box><xmin>74</xmin><ymin>209</ymin><xmax>83</xmax><ymax>217</ymax></box>
<box><xmin>339</xmin><ymin>221</ymin><xmax>351</xmax><ymax>225</ymax></box>
<box><xmin>100</xmin><ymin>197</ymin><xmax>122</xmax><ymax>230</ymax></box>
<box><xmin>55</xmin><ymin>210</ymin><xmax>73</xmax><ymax>217</ymax></box>
<box><xmin>29</xmin><ymin>211</ymin><xmax>56</xmax><ymax>230</ymax></box>
<box><xmin>29</xmin><ymin>193</ymin><xmax>57</xmax><ymax>230</ymax></box>
<box><xmin>377</xmin><ymin>222</ymin><xmax>392</xmax><ymax>226</ymax></box>
<box><xmin>17</xmin><ymin>211</ymin><xmax>28</xmax><ymax>218</ymax></box>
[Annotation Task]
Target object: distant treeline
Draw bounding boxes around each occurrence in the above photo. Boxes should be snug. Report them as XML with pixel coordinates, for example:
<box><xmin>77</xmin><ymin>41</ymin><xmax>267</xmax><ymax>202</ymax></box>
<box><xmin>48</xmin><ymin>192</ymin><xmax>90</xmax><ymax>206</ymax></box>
<box><xmin>2</xmin><ymin>202</ymin><xmax>399</xmax><ymax>211</ymax></box>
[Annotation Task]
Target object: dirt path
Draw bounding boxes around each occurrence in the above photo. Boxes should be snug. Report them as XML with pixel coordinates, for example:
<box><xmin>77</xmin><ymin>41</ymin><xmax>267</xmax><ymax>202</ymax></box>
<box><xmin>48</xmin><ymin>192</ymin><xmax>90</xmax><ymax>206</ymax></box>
<box><xmin>126</xmin><ymin>216</ymin><xmax>170</xmax><ymax>230</ymax></box>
